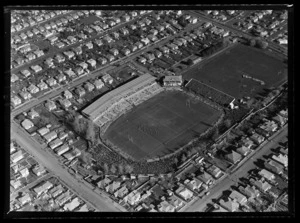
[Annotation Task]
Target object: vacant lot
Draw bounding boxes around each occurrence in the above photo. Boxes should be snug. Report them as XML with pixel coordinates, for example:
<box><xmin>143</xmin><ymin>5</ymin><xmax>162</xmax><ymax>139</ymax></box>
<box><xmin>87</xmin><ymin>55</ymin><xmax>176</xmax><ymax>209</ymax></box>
<box><xmin>182</xmin><ymin>44</ymin><xmax>287</xmax><ymax>99</ymax></box>
<box><xmin>103</xmin><ymin>90</ymin><xmax>222</xmax><ymax>161</ymax></box>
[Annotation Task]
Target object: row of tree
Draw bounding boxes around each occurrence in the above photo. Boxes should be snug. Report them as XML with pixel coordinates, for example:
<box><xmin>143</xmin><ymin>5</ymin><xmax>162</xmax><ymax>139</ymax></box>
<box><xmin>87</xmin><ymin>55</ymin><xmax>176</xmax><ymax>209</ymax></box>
<box><xmin>248</xmin><ymin>38</ymin><xmax>269</xmax><ymax>49</ymax></box>
<box><xmin>201</xmin><ymin>39</ymin><xmax>230</xmax><ymax>57</ymax></box>
<box><xmin>101</xmin><ymin>162</ymin><xmax>134</xmax><ymax>174</ymax></box>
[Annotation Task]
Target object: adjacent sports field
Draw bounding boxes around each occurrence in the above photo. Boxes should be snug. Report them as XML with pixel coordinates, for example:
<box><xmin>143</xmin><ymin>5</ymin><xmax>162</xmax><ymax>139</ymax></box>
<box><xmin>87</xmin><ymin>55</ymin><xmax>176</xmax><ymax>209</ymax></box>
<box><xmin>103</xmin><ymin>90</ymin><xmax>222</xmax><ymax>161</ymax></box>
<box><xmin>183</xmin><ymin>44</ymin><xmax>287</xmax><ymax>99</ymax></box>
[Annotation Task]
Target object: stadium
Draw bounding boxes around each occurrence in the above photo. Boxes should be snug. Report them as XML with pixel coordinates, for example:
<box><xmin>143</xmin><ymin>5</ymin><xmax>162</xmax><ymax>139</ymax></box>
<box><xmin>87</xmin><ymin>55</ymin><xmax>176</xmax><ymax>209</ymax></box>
<box><xmin>82</xmin><ymin>73</ymin><xmax>223</xmax><ymax>161</ymax></box>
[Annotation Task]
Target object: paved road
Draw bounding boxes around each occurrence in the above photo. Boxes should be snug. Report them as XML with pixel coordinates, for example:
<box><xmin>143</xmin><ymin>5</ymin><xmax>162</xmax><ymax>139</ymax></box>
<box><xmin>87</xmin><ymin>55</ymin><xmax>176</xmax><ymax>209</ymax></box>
<box><xmin>182</xmin><ymin>125</ymin><xmax>288</xmax><ymax>212</ymax></box>
<box><xmin>11</xmin><ymin>121</ymin><xmax>125</xmax><ymax>212</ymax></box>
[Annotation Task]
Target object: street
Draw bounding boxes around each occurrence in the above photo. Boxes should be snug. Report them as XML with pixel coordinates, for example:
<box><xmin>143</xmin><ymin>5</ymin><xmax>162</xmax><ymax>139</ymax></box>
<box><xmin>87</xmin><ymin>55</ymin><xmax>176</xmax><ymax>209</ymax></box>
<box><xmin>11</xmin><ymin>121</ymin><xmax>126</xmax><ymax>212</ymax></box>
<box><xmin>181</xmin><ymin>125</ymin><xmax>287</xmax><ymax>212</ymax></box>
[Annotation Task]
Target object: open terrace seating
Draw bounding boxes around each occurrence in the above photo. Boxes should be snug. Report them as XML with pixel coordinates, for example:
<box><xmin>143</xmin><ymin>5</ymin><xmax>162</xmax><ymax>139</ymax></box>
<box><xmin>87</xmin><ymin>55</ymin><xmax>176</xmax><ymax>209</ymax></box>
<box><xmin>185</xmin><ymin>78</ymin><xmax>235</xmax><ymax>106</ymax></box>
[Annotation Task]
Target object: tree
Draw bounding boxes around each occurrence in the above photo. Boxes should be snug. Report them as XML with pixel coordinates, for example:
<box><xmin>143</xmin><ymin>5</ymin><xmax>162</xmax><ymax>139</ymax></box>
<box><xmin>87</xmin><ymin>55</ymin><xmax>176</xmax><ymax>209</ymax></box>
<box><xmin>103</xmin><ymin>163</ymin><xmax>109</xmax><ymax>173</ymax></box>
<box><xmin>174</xmin><ymin>157</ymin><xmax>179</xmax><ymax>166</ymax></box>
<box><xmin>117</xmin><ymin>164</ymin><xmax>124</xmax><ymax>174</ymax></box>
<box><xmin>181</xmin><ymin>154</ymin><xmax>187</xmax><ymax>163</ymax></box>
<box><xmin>256</xmin><ymin>39</ymin><xmax>268</xmax><ymax>49</ymax></box>
<box><xmin>211</xmin><ymin>128</ymin><xmax>219</xmax><ymax>141</ymax></box>
<box><xmin>72</xmin><ymin>115</ymin><xmax>84</xmax><ymax>134</ymax></box>
<box><xmin>110</xmin><ymin>164</ymin><xmax>117</xmax><ymax>174</ymax></box>
<box><xmin>249</xmin><ymin>38</ymin><xmax>256</xmax><ymax>47</ymax></box>
<box><xmin>124</xmin><ymin>164</ymin><xmax>134</xmax><ymax>174</ymax></box>
<box><xmin>224</xmin><ymin>119</ymin><xmax>232</xmax><ymax>128</ymax></box>
<box><xmin>85</xmin><ymin>120</ymin><xmax>96</xmax><ymax>147</ymax></box>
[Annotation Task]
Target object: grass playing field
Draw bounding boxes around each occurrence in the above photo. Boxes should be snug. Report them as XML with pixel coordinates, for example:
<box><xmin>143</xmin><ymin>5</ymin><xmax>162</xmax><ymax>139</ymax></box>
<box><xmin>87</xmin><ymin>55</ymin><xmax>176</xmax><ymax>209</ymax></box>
<box><xmin>182</xmin><ymin>43</ymin><xmax>287</xmax><ymax>99</ymax></box>
<box><xmin>103</xmin><ymin>90</ymin><xmax>222</xmax><ymax>161</ymax></box>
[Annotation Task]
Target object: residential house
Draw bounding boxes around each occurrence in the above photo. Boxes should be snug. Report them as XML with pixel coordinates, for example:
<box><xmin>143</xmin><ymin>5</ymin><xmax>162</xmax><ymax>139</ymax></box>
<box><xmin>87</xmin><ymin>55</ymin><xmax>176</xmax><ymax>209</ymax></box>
<box><xmin>94</xmin><ymin>39</ymin><xmax>103</xmax><ymax>47</ymax></box>
<box><xmin>163</xmin><ymin>75</ymin><xmax>183</xmax><ymax>87</ymax></box>
<box><xmin>27</xmin><ymin>109</ymin><xmax>39</xmax><ymax>119</ymax></box>
<box><xmin>135</xmin><ymin>42</ymin><xmax>143</xmax><ymax>49</ymax></box>
<box><xmin>141</xmin><ymin>37</ymin><xmax>150</xmax><ymax>45</ymax></box>
<box><xmin>48</xmin><ymin>35</ymin><xmax>58</xmax><ymax>44</ymax></box>
<box><xmin>85</xmin><ymin>41</ymin><xmax>93</xmax><ymax>50</ymax></box>
<box><xmin>84</xmin><ymin>82</ymin><xmax>95</xmax><ymax>92</ymax></box>
<box><xmin>44</xmin><ymin>57</ymin><xmax>54</xmax><ymax>68</ymax></box>
<box><xmin>26</xmin><ymin>53</ymin><xmax>36</xmax><ymax>61</ymax></box>
<box><xmin>87</xmin><ymin>58</ymin><xmax>97</xmax><ymax>68</ymax></box>
<box><xmin>55</xmin><ymin>191</ymin><xmax>71</xmax><ymax>206</ymax></box>
<box><xmin>19</xmin><ymin>91</ymin><xmax>32</xmax><ymax>100</ymax></box>
<box><xmin>148</xmin><ymin>34</ymin><xmax>158</xmax><ymax>42</ymax></box>
<box><xmin>105</xmin><ymin>181</ymin><xmax>121</xmax><ymax>194</ymax></box>
<box><xmin>124</xmin><ymin>191</ymin><xmax>141</xmax><ymax>206</ymax></box>
<box><xmin>33</xmin><ymin>181</ymin><xmax>53</xmax><ymax>197</ymax></box>
<box><xmin>75</xmin><ymin>87</ymin><xmax>86</xmax><ymax>97</ymax></box>
<box><xmin>259</xmin><ymin>168</ymin><xmax>275</xmax><ymax>181</ymax></box>
<box><xmin>11</xmin><ymin>73</ymin><xmax>19</xmax><ymax>83</ymax></box>
<box><xmin>56</xmin><ymin>41</ymin><xmax>65</xmax><ymax>49</ymax></box>
<box><xmin>63</xmin><ymin>90</ymin><xmax>73</xmax><ymax>99</ymax></box>
<box><xmin>97</xmin><ymin>177</ymin><xmax>112</xmax><ymax>189</ymax></box>
<box><xmin>138</xmin><ymin>56</ymin><xmax>147</xmax><ymax>64</ymax></box>
<box><xmin>158</xmin><ymin>200</ymin><xmax>176</xmax><ymax>212</ymax></box>
<box><xmin>67</xmin><ymin>36</ymin><xmax>77</xmax><ymax>44</ymax></box>
<box><xmin>111</xmin><ymin>31</ymin><xmax>119</xmax><ymax>39</ymax></box>
<box><xmin>184</xmin><ymin>178</ymin><xmax>203</xmax><ymax>191</ymax></box>
<box><xmin>11</xmin><ymin>179</ymin><xmax>22</xmax><ymax>189</ymax></box>
<box><xmin>219</xmin><ymin>198</ymin><xmax>239</xmax><ymax>212</ymax></box>
<box><xmin>11</xmin><ymin>95</ymin><xmax>22</xmax><ymax>107</ymax></box>
<box><xmin>11</xmin><ymin>150</ymin><xmax>24</xmax><ymax>163</ymax></box>
<box><xmin>252</xmin><ymin>178</ymin><xmax>271</xmax><ymax>192</ymax></box>
<box><xmin>144</xmin><ymin>53</ymin><xmax>155</xmax><ymax>62</ymax></box>
<box><xmin>59</xmin><ymin>98</ymin><xmax>72</xmax><ymax>109</ymax></box>
<box><xmin>114</xmin><ymin>186</ymin><xmax>128</xmax><ymax>198</ymax></box>
<box><xmin>229</xmin><ymin>190</ymin><xmax>247</xmax><ymax>206</ymax></box>
<box><xmin>30</xmin><ymin>65</ymin><xmax>42</xmax><ymax>73</ymax></box>
<box><xmin>238</xmin><ymin>185</ymin><xmax>260</xmax><ymax>199</ymax></box>
<box><xmin>21</xmin><ymin>119</ymin><xmax>34</xmax><ymax>130</ymax></box>
<box><xmin>32</xmin><ymin>165</ymin><xmax>46</xmax><ymax>177</ymax></box>
<box><xmin>93</xmin><ymin>79</ymin><xmax>104</xmax><ymax>89</ymax></box>
<box><xmin>33</xmin><ymin>50</ymin><xmax>44</xmax><ymax>57</ymax></box>
<box><xmin>265</xmin><ymin>160</ymin><xmax>284</xmax><ymax>175</ymax></box>
<box><xmin>63</xmin><ymin>197</ymin><xmax>81</xmax><ymax>211</ymax></box>
<box><xmin>250</xmin><ymin>132</ymin><xmax>265</xmax><ymax>145</ymax></box>
<box><xmin>168</xmin><ymin>194</ymin><xmax>185</xmax><ymax>209</ymax></box>
<box><xmin>272</xmin><ymin>154</ymin><xmax>288</xmax><ymax>167</ymax></box>
<box><xmin>46</xmin><ymin>77</ymin><xmax>57</xmax><ymax>87</ymax></box>
<box><xmin>240</xmin><ymin>137</ymin><xmax>255</xmax><ymax>150</ymax></box>
<box><xmin>20</xmin><ymin>167</ymin><xmax>29</xmax><ymax>178</ymax></box>
<box><xmin>206</xmin><ymin>165</ymin><xmax>222</xmax><ymax>179</ymax></box>
<box><xmin>154</xmin><ymin>50</ymin><xmax>162</xmax><ymax>58</ymax></box>
<box><xmin>97</xmin><ymin>57</ymin><xmax>107</xmax><ymax>65</ymax></box>
<box><xmin>73</xmin><ymin>46</ymin><xmax>82</xmax><ymax>55</ymax></box>
<box><xmin>58</xmin><ymin>131</ymin><xmax>68</xmax><ymax>140</ymax></box>
<box><xmin>63</xmin><ymin>51</ymin><xmax>75</xmax><ymax>59</ymax></box>
<box><xmin>121</xmin><ymin>48</ymin><xmax>131</xmax><ymax>56</ymax></box>
<box><xmin>78</xmin><ymin>62</ymin><xmax>88</xmax><ymax>70</ymax></box>
<box><xmin>272</xmin><ymin>114</ymin><xmax>287</xmax><ymax>127</ymax></box>
<box><xmin>175</xmin><ymin>186</ymin><xmax>193</xmax><ymax>201</ymax></box>
<box><xmin>197</xmin><ymin>171</ymin><xmax>214</xmax><ymax>186</ymax></box>
<box><xmin>37</xmin><ymin>127</ymin><xmax>50</xmax><ymax>136</ymax></box>
<box><xmin>279</xmin><ymin>109</ymin><xmax>288</xmax><ymax>118</ymax></box>
<box><xmin>55</xmin><ymin>73</ymin><xmax>66</xmax><ymax>83</ymax></box>
<box><xmin>45</xmin><ymin>100</ymin><xmax>57</xmax><ymax>111</ymax></box>
<box><xmin>225</xmin><ymin>150</ymin><xmax>242</xmax><ymax>164</ymax></box>
<box><xmin>43</xmin><ymin>131</ymin><xmax>58</xmax><ymax>143</ymax></box>
<box><xmin>160</xmin><ymin>46</ymin><xmax>170</xmax><ymax>54</ymax></box>
<box><xmin>18</xmin><ymin>193</ymin><xmax>31</xmax><ymax>205</ymax></box>
<box><xmin>109</xmin><ymin>48</ymin><xmax>119</xmax><ymax>56</ymax></box>
<box><xmin>103</xmin><ymin>35</ymin><xmax>113</xmax><ymax>43</ymax></box>
<box><xmin>55</xmin><ymin>54</ymin><xmax>65</xmax><ymax>63</ymax></box>
<box><xmin>49</xmin><ymin>138</ymin><xmax>63</xmax><ymax>150</ymax></box>
<box><xmin>236</xmin><ymin>146</ymin><xmax>251</xmax><ymax>156</ymax></box>
<box><xmin>102</xmin><ymin>74</ymin><xmax>114</xmax><ymax>84</ymax></box>
<box><xmin>74</xmin><ymin>67</ymin><xmax>84</xmax><ymax>76</ymax></box>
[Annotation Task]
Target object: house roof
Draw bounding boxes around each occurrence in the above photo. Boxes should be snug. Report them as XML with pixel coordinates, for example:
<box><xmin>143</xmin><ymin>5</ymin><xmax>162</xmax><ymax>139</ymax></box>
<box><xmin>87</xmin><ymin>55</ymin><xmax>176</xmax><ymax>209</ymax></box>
<box><xmin>164</xmin><ymin>75</ymin><xmax>183</xmax><ymax>82</ymax></box>
<box><xmin>219</xmin><ymin>198</ymin><xmax>239</xmax><ymax>212</ymax></box>
<box><xmin>226</xmin><ymin>150</ymin><xmax>242</xmax><ymax>163</ymax></box>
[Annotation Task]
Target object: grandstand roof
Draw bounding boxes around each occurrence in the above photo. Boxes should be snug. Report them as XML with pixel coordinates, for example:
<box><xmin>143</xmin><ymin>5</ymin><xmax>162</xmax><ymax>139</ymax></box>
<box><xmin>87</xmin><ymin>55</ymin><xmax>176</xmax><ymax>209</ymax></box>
<box><xmin>82</xmin><ymin>73</ymin><xmax>156</xmax><ymax>120</ymax></box>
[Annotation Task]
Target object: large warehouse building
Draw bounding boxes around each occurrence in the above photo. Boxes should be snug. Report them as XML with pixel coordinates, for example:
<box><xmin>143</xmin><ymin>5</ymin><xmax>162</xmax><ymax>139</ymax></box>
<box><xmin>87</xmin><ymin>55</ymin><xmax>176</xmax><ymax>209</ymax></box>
<box><xmin>82</xmin><ymin>73</ymin><xmax>160</xmax><ymax>125</ymax></box>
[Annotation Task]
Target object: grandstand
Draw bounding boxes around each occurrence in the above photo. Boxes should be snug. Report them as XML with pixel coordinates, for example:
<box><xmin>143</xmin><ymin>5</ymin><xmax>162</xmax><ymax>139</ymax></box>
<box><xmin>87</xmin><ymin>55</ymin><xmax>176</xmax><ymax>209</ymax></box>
<box><xmin>82</xmin><ymin>74</ymin><xmax>164</xmax><ymax>127</ymax></box>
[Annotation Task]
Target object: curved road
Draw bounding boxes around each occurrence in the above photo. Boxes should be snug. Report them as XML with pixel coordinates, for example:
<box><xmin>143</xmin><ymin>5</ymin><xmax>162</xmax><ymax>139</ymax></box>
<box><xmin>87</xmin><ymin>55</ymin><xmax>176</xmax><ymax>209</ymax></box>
<box><xmin>11</xmin><ymin>121</ymin><xmax>126</xmax><ymax>212</ymax></box>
